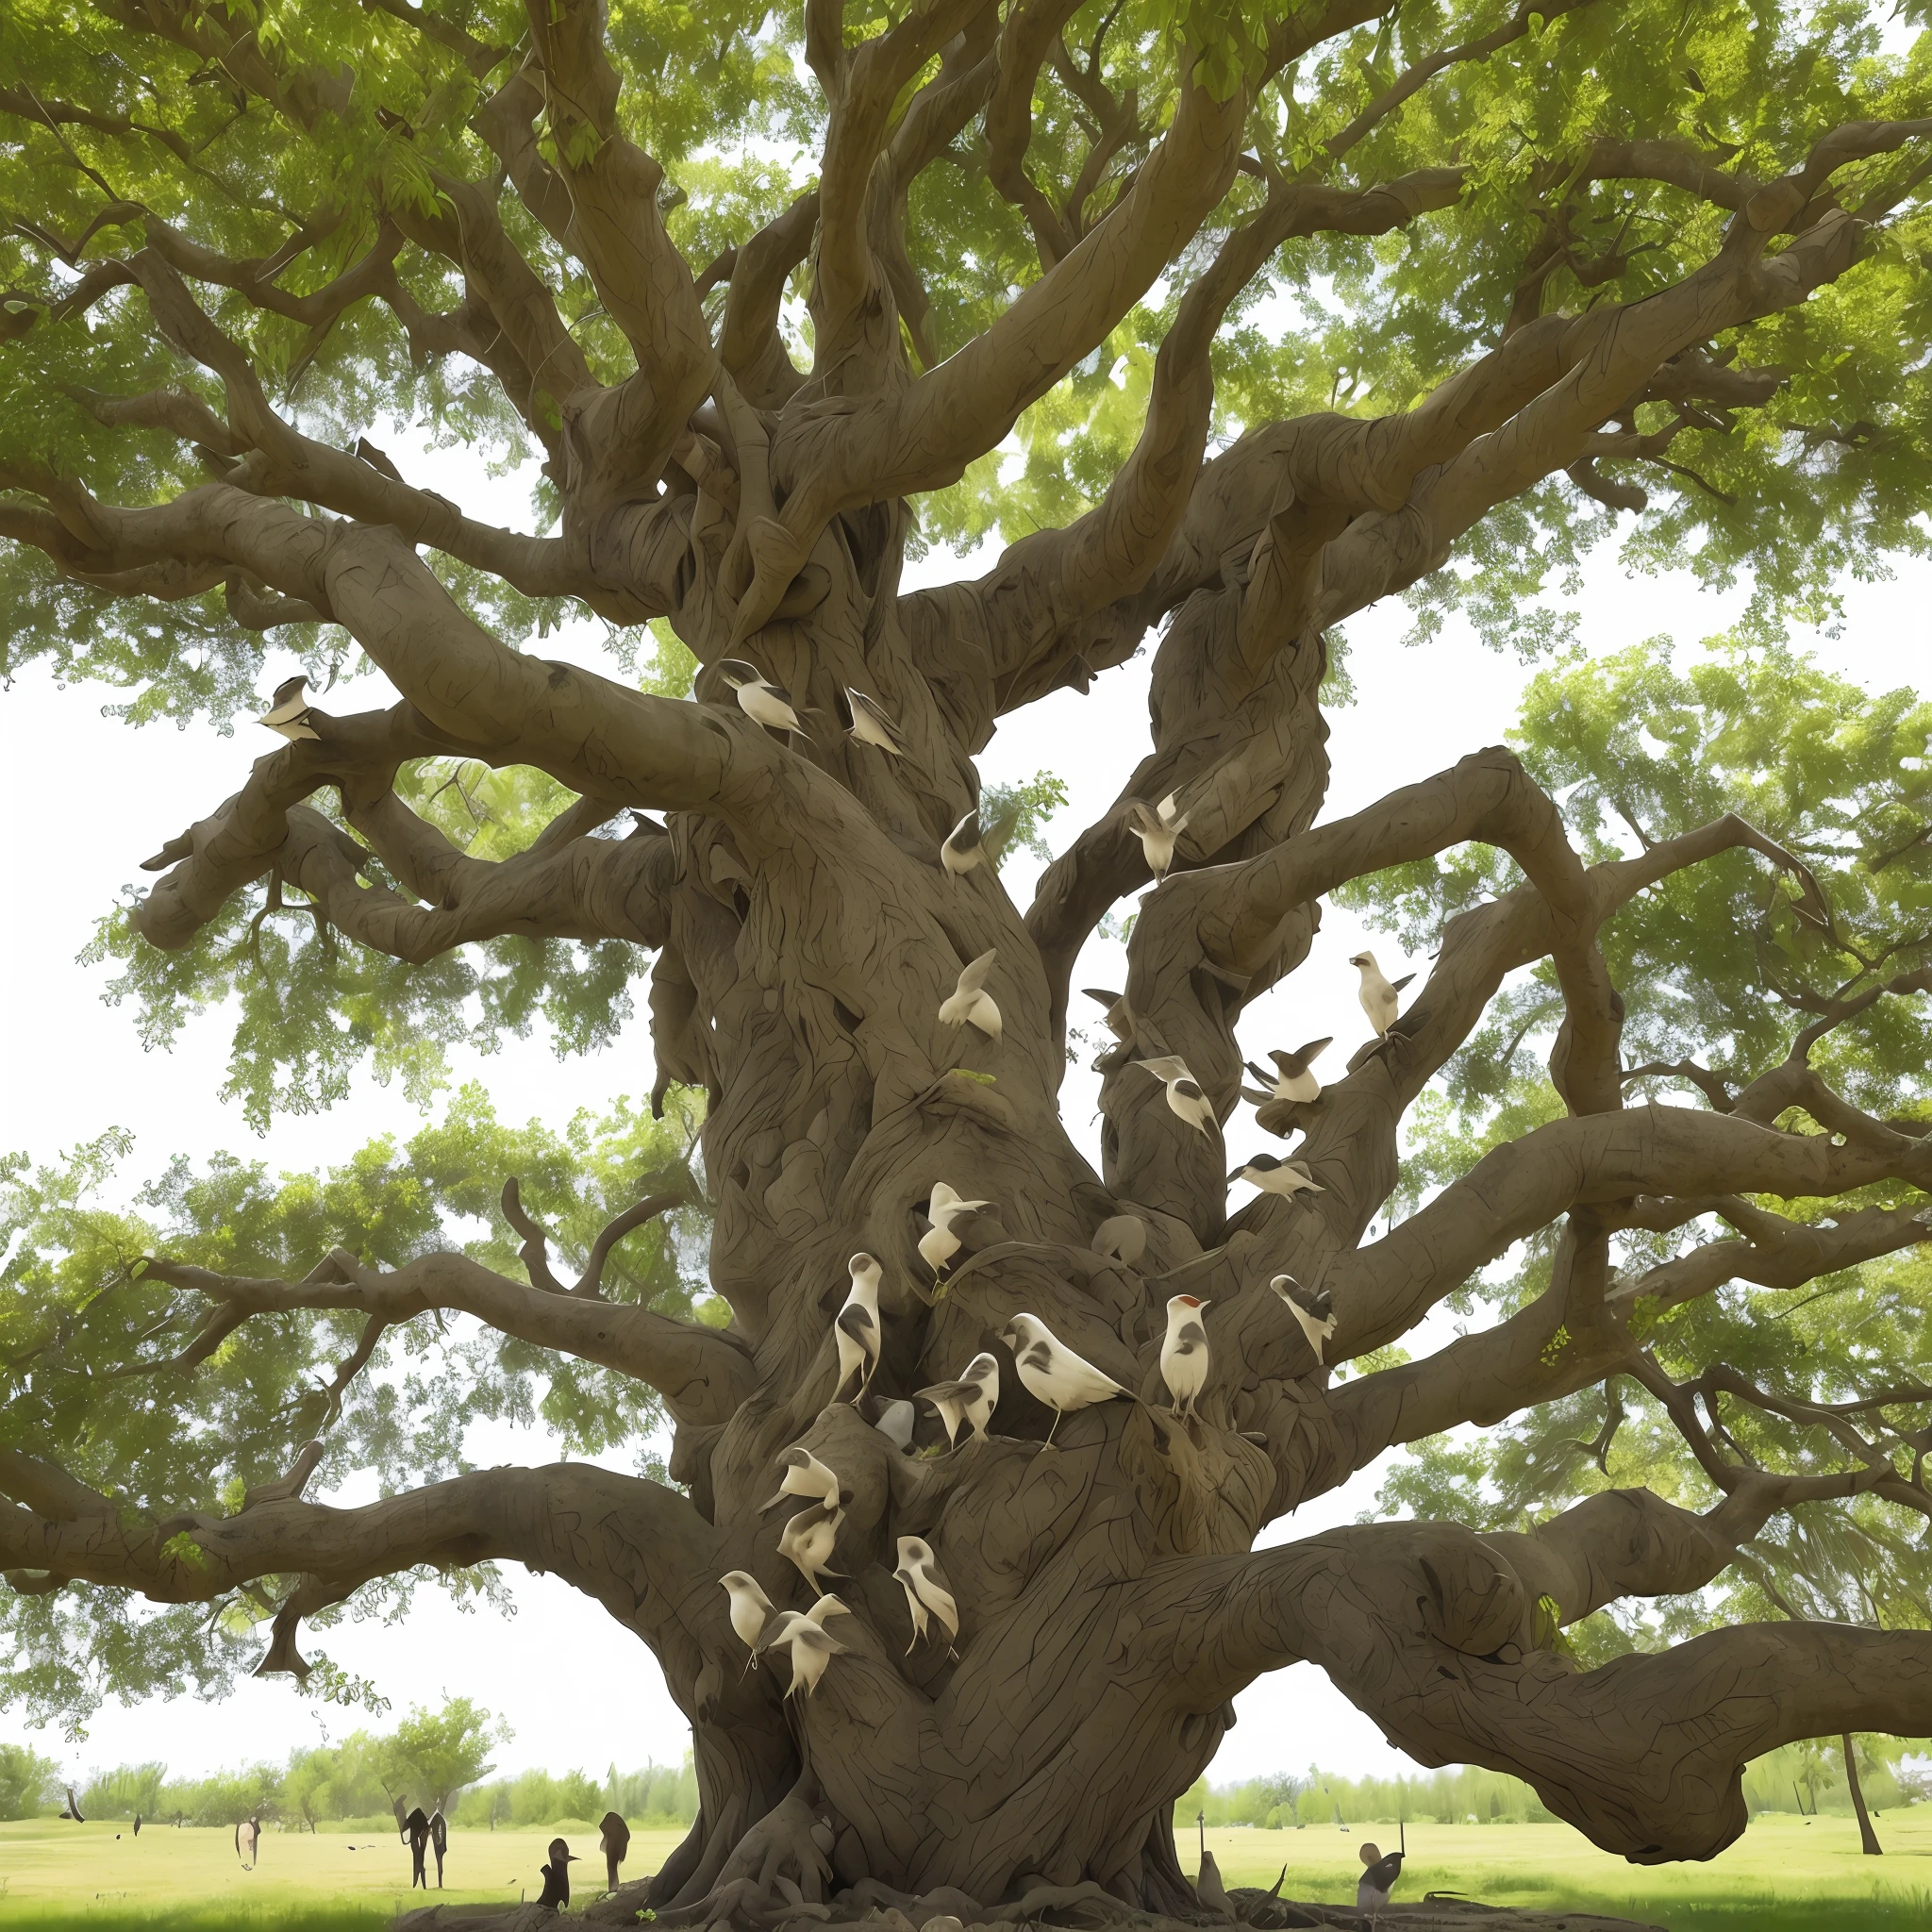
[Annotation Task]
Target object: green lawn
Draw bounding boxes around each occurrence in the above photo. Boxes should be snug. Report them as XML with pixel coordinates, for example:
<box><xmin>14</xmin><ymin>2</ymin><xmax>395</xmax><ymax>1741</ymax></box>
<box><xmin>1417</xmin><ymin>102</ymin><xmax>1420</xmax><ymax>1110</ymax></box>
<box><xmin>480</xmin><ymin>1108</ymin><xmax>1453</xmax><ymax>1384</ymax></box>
<box><xmin>2</xmin><ymin>1813</ymin><xmax>1929</xmax><ymax>1928</ymax></box>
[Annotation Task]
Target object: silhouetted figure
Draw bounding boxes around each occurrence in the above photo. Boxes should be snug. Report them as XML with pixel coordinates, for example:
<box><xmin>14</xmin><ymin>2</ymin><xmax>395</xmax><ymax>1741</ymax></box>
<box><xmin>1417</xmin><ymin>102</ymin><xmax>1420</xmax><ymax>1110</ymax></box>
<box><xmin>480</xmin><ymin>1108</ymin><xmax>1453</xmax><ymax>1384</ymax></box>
<box><xmin>429</xmin><ymin>1808</ymin><xmax>448</xmax><ymax>1887</ymax></box>
<box><xmin>599</xmin><ymin>1810</ymin><xmax>631</xmax><ymax>1890</ymax></box>
<box><xmin>406</xmin><ymin>1806</ymin><xmax>431</xmax><ymax>1889</ymax></box>
<box><xmin>236</xmin><ymin>1816</ymin><xmax>260</xmax><ymax>1870</ymax></box>
<box><xmin>133</xmin><ymin>1814</ymin><xmax>142</xmax><ymax>1836</ymax></box>
<box><xmin>391</xmin><ymin>1794</ymin><xmax>409</xmax><ymax>1841</ymax></box>
<box><xmin>59</xmin><ymin>1786</ymin><xmax>84</xmax><ymax>1822</ymax></box>
<box><xmin>537</xmin><ymin>1836</ymin><xmax>576</xmax><ymax>1909</ymax></box>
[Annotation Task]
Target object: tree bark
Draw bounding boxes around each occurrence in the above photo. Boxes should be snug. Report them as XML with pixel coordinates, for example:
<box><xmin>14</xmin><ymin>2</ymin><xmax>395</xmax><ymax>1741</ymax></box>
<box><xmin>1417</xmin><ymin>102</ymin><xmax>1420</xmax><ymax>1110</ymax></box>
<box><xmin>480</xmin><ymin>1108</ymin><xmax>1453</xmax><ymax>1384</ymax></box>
<box><xmin>1842</xmin><ymin>1733</ymin><xmax>1883</xmax><ymax>1856</ymax></box>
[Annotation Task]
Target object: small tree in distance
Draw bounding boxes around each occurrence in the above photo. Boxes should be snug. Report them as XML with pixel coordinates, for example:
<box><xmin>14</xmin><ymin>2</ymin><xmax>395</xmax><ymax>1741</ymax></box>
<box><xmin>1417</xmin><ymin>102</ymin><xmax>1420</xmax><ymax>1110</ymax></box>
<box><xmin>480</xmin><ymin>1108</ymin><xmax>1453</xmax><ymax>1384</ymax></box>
<box><xmin>379</xmin><ymin>1698</ymin><xmax>508</xmax><ymax>1817</ymax></box>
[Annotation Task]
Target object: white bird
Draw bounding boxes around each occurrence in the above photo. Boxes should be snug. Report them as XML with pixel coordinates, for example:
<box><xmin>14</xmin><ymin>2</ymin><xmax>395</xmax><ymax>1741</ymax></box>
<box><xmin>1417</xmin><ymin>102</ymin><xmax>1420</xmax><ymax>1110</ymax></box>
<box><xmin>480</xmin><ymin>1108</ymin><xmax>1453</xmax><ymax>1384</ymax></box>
<box><xmin>915</xmin><ymin>1353</ymin><xmax>1000</xmax><ymax>1448</ymax></box>
<box><xmin>833</xmin><ymin>1253</ymin><xmax>883</xmax><ymax>1402</ymax></box>
<box><xmin>1229</xmin><ymin>1153</ymin><xmax>1325</xmax><ymax>1203</ymax></box>
<box><xmin>760</xmin><ymin>1607</ymin><xmax>849</xmax><ymax>1698</ymax></box>
<box><xmin>919</xmin><ymin>1179</ymin><xmax>991</xmax><ymax>1275</ymax></box>
<box><xmin>776</xmin><ymin>1499</ymin><xmax>846</xmax><ymax>1592</ymax></box>
<box><xmin>717</xmin><ymin>658</ymin><xmax>807</xmax><ymax>735</ymax></box>
<box><xmin>1350</xmin><ymin>950</ymin><xmax>1415</xmax><ymax>1036</ymax></box>
<box><xmin>757</xmin><ymin>1591</ymin><xmax>852</xmax><ymax>1654</ymax></box>
<box><xmin>837</xmin><ymin>687</ymin><xmax>907</xmax><ymax>755</ymax></box>
<box><xmin>940</xmin><ymin>802</ymin><xmax>1019</xmax><ymax>877</ymax></box>
<box><xmin>758</xmin><ymin>1446</ymin><xmax>842</xmax><ymax>1515</ymax></box>
<box><xmin>1160</xmin><ymin>1293</ymin><xmax>1211</xmax><ymax>1421</ymax></box>
<box><xmin>1271</xmin><ymin>1274</ymin><xmax>1337</xmax><ymax>1365</ymax></box>
<box><xmin>938</xmin><ymin>949</ymin><xmax>1001</xmax><ymax>1041</ymax></box>
<box><xmin>999</xmin><ymin>1312</ymin><xmax>1130</xmax><ymax>1446</ymax></box>
<box><xmin>1126</xmin><ymin>793</ymin><xmax>1190</xmax><ymax>878</ymax></box>
<box><xmin>893</xmin><ymin>1535</ymin><xmax>960</xmax><ymax>1658</ymax></box>
<box><xmin>1135</xmin><ymin>1056</ymin><xmax>1216</xmax><ymax>1136</ymax></box>
<box><xmin>719</xmin><ymin>1570</ymin><xmax>777</xmax><ymax>1669</ymax></box>
<box><xmin>1245</xmin><ymin>1037</ymin><xmax>1333</xmax><ymax>1106</ymax></box>
<box><xmin>257</xmin><ymin>675</ymin><xmax>320</xmax><ymax>741</ymax></box>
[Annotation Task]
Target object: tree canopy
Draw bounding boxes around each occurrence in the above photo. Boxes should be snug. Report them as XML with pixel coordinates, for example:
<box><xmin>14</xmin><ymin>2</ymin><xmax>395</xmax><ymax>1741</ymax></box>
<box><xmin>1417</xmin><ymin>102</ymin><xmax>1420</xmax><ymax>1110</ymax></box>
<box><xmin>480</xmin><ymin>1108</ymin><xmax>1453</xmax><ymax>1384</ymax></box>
<box><xmin>5</xmin><ymin>0</ymin><xmax>1932</xmax><ymax>1919</ymax></box>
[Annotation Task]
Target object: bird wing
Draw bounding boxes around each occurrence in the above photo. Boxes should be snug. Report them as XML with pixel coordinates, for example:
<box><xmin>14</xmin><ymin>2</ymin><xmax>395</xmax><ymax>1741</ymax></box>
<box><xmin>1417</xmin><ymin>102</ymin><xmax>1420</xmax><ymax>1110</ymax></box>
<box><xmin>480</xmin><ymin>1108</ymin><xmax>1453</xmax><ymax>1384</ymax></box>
<box><xmin>1084</xmin><ymin>987</ymin><xmax>1124</xmax><ymax>1008</ymax></box>
<box><xmin>837</xmin><ymin>1301</ymin><xmax>878</xmax><ymax>1347</ymax></box>
<box><xmin>943</xmin><ymin>808</ymin><xmax>980</xmax><ymax>852</ymax></box>
<box><xmin>1135</xmin><ymin>1054</ymin><xmax>1191</xmax><ymax>1080</ymax></box>
<box><xmin>1175</xmin><ymin>1320</ymin><xmax>1208</xmax><ymax>1349</ymax></box>
<box><xmin>914</xmin><ymin>1566</ymin><xmax>959</xmax><ymax>1637</ymax></box>
<box><xmin>1293</xmin><ymin>1036</ymin><xmax>1334</xmax><ymax>1065</ymax></box>
<box><xmin>1391</xmin><ymin>973</ymin><xmax>1415</xmax><ymax>992</ymax></box>
<box><xmin>956</xmin><ymin>948</ymin><xmax>997</xmax><ymax>993</ymax></box>
<box><xmin>916</xmin><ymin>1376</ymin><xmax>973</xmax><ymax>1405</ymax></box>
<box><xmin>846</xmin><ymin>688</ymin><xmax>907</xmax><ymax>749</ymax></box>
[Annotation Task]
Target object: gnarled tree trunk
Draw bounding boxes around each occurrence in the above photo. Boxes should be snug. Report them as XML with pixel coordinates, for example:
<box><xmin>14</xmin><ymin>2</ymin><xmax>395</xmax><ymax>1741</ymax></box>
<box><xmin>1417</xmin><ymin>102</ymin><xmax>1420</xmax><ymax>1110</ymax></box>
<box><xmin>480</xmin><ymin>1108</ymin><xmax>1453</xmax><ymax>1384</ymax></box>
<box><xmin>4</xmin><ymin>3</ymin><xmax>1932</xmax><ymax>1927</ymax></box>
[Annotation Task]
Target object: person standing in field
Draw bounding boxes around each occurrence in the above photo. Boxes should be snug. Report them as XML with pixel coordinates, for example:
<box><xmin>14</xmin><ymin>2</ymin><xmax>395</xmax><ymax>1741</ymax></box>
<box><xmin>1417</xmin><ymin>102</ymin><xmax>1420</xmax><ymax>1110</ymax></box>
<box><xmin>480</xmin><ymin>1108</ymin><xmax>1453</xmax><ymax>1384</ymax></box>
<box><xmin>429</xmin><ymin>1808</ymin><xmax>448</xmax><ymax>1887</ymax></box>
<box><xmin>235</xmin><ymin>1816</ymin><xmax>259</xmax><ymax>1870</ymax></box>
<box><xmin>406</xmin><ymin>1806</ymin><xmax>431</xmax><ymax>1888</ymax></box>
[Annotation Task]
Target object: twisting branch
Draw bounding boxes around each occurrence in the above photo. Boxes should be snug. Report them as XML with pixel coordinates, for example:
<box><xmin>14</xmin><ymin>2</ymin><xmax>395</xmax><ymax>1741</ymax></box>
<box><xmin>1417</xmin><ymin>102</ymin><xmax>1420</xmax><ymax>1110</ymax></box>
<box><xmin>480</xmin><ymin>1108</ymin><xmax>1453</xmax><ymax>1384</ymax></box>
<box><xmin>500</xmin><ymin>1174</ymin><xmax>696</xmax><ymax>1300</ymax></box>
<box><xmin>139</xmin><ymin>1243</ymin><xmax>756</xmax><ymax>1426</ymax></box>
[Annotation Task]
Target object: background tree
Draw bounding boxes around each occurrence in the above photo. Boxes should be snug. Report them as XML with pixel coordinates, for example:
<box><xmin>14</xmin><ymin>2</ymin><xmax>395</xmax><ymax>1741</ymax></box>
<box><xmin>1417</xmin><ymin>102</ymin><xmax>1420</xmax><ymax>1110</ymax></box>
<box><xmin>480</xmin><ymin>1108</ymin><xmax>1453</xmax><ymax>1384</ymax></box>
<box><xmin>5</xmin><ymin>0</ymin><xmax>1932</xmax><ymax>1925</ymax></box>
<box><xmin>377</xmin><ymin>1697</ymin><xmax>508</xmax><ymax>1815</ymax></box>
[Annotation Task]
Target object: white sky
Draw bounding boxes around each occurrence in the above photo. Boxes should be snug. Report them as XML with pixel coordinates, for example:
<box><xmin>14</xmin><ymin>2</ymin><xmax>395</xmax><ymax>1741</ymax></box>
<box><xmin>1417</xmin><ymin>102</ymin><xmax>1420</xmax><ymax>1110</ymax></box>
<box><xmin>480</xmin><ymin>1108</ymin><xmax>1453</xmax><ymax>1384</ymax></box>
<box><xmin>3</xmin><ymin>429</ymin><xmax>1928</xmax><ymax>1791</ymax></box>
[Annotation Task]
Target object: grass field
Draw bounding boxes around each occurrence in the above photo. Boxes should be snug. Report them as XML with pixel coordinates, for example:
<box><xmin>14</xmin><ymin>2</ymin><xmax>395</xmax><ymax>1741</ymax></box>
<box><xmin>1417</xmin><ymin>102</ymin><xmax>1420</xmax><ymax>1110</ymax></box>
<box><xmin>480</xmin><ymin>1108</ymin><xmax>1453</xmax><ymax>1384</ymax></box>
<box><xmin>1</xmin><ymin>1813</ymin><xmax>1929</xmax><ymax>1927</ymax></box>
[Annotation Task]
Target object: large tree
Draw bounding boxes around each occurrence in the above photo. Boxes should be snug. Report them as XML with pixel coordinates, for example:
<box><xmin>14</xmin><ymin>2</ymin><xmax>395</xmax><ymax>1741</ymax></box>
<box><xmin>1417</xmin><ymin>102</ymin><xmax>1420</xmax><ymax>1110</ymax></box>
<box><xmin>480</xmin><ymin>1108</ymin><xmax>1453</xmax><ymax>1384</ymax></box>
<box><xmin>6</xmin><ymin>0</ymin><xmax>1932</xmax><ymax>1924</ymax></box>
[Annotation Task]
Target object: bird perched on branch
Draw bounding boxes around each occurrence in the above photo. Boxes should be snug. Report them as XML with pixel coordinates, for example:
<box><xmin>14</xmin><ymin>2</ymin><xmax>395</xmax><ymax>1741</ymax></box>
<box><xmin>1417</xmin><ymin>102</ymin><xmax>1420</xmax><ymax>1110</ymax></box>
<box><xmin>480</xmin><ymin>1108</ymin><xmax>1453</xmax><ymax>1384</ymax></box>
<box><xmin>256</xmin><ymin>675</ymin><xmax>320</xmax><ymax>742</ymax></box>
<box><xmin>717</xmin><ymin>658</ymin><xmax>807</xmax><ymax>736</ymax></box>
<box><xmin>1350</xmin><ymin>950</ymin><xmax>1414</xmax><ymax>1036</ymax></box>
<box><xmin>1357</xmin><ymin>1827</ymin><xmax>1406</xmax><ymax>1927</ymax></box>
<box><xmin>719</xmin><ymin>1571</ymin><xmax>777</xmax><ymax>1668</ymax></box>
<box><xmin>760</xmin><ymin>1597</ymin><xmax>851</xmax><ymax>1696</ymax></box>
<box><xmin>940</xmin><ymin>801</ymin><xmax>1019</xmax><ymax>876</ymax></box>
<box><xmin>1000</xmin><ymin>1312</ymin><xmax>1131</xmax><ymax>1447</ymax></box>
<box><xmin>1126</xmin><ymin>793</ymin><xmax>1189</xmax><ymax>878</ymax></box>
<box><xmin>1271</xmin><ymin>1274</ymin><xmax>1337</xmax><ymax>1364</ymax></box>
<box><xmin>919</xmin><ymin>1179</ymin><xmax>991</xmax><ymax>1276</ymax></box>
<box><xmin>939</xmin><ymin>949</ymin><xmax>1001</xmax><ymax>1040</ymax></box>
<box><xmin>1230</xmin><ymin>1152</ymin><xmax>1324</xmax><ymax>1203</ymax></box>
<box><xmin>836</xmin><ymin>686</ymin><xmax>907</xmax><ymax>754</ymax></box>
<box><xmin>916</xmin><ymin>1352</ymin><xmax>999</xmax><ymax>1448</ymax></box>
<box><xmin>759</xmin><ymin>1445</ymin><xmax>843</xmax><ymax>1515</ymax></box>
<box><xmin>1135</xmin><ymin>1056</ymin><xmax>1216</xmax><ymax>1135</ymax></box>
<box><xmin>894</xmin><ymin>1536</ymin><xmax>960</xmax><ymax>1658</ymax></box>
<box><xmin>777</xmin><ymin>1498</ymin><xmax>848</xmax><ymax>1592</ymax></box>
<box><xmin>833</xmin><ymin>1253</ymin><xmax>883</xmax><ymax>1402</ymax></box>
<box><xmin>1082</xmin><ymin>987</ymin><xmax>1134</xmax><ymax>1045</ymax></box>
<box><xmin>1160</xmin><ymin>1294</ymin><xmax>1211</xmax><ymax>1422</ymax></box>
<box><xmin>1245</xmin><ymin>1037</ymin><xmax>1332</xmax><ymax>1106</ymax></box>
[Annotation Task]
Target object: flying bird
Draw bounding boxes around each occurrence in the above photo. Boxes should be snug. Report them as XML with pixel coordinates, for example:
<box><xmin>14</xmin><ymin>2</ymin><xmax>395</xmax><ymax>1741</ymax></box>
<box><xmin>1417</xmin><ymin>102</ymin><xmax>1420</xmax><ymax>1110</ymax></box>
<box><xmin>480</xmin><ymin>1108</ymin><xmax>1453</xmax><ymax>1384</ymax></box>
<box><xmin>833</xmin><ymin>1252</ymin><xmax>883</xmax><ymax>1402</ymax></box>
<box><xmin>1245</xmin><ymin>1038</ymin><xmax>1333</xmax><ymax>1105</ymax></box>
<box><xmin>1357</xmin><ymin>1829</ymin><xmax>1406</xmax><ymax>1929</ymax></box>
<box><xmin>893</xmin><ymin>1535</ymin><xmax>960</xmax><ymax>1658</ymax></box>
<box><xmin>1271</xmin><ymin>1274</ymin><xmax>1337</xmax><ymax>1364</ymax></box>
<box><xmin>759</xmin><ymin>1445</ymin><xmax>843</xmax><ymax>1515</ymax></box>
<box><xmin>257</xmin><ymin>675</ymin><xmax>320</xmax><ymax>742</ymax></box>
<box><xmin>1091</xmin><ymin>1213</ymin><xmax>1146</xmax><ymax>1268</ymax></box>
<box><xmin>919</xmin><ymin>1179</ymin><xmax>991</xmax><ymax>1275</ymax></box>
<box><xmin>1126</xmin><ymin>793</ymin><xmax>1190</xmax><ymax>878</ymax></box>
<box><xmin>719</xmin><ymin>1570</ymin><xmax>777</xmax><ymax>1669</ymax></box>
<box><xmin>1350</xmin><ymin>950</ymin><xmax>1414</xmax><ymax>1037</ymax></box>
<box><xmin>836</xmin><ymin>686</ymin><xmax>907</xmax><ymax>755</ymax></box>
<box><xmin>1160</xmin><ymin>1293</ymin><xmax>1211</xmax><ymax>1422</ymax></box>
<box><xmin>915</xmin><ymin>1352</ymin><xmax>1000</xmax><ymax>1448</ymax></box>
<box><xmin>1135</xmin><ymin>1056</ymin><xmax>1216</xmax><ymax>1136</ymax></box>
<box><xmin>1229</xmin><ymin>1153</ymin><xmax>1324</xmax><ymax>1203</ymax></box>
<box><xmin>1000</xmin><ymin>1312</ymin><xmax>1131</xmax><ymax>1446</ymax></box>
<box><xmin>940</xmin><ymin>801</ymin><xmax>1020</xmax><ymax>876</ymax></box>
<box><xmin>717</xmin><ymin>658</ymin><xmax>807</xmax><ymax>736</ymax></box>
<box><xmin>938</xmin><ymin>949</ymin><xmax>1002</xmax><ymax>1040</ymax></box>
<box><xmin>777</xmin><ymin>1498</ymin><xmax>847</xmax><ymax>1592</ymax></box>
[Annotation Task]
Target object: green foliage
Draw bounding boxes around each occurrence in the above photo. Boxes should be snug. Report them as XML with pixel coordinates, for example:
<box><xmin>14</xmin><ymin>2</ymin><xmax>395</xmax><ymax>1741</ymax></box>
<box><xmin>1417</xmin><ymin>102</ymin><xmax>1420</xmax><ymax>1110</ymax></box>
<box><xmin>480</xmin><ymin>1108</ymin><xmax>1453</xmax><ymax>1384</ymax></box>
<box><xmin>77</xmin><ymin>1760</ymin><xmax>164</xmax><ymax>1822</ymax></box>
<box><xmin>980</xmin><ymin>769</ymin><xmax>1071</xmax><ymax>862</ymax></box>
<box><xmin>0</xmin><ymin>1740</ymin><xmax>59</xmax><ymax>1820</ymax></box>
<box><xmin>1347</xmin><ymin>636</ymin><xmax>1932</xmax><ymax>1640</ymax></box>
<box><xmin>0</xmin><ymin>1090</ymin><xmax>707</xmax><ymax>1730</ymax></box>
<box><xmin>375</xmin><ymin>1696</ymin><xmax>507</xmax><ymax>1812</ymax></box>
<box><xmin>1176</xmin><ymin>1762</ymin><xmax>1563</xmax><ymax>1828</ymax></box>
